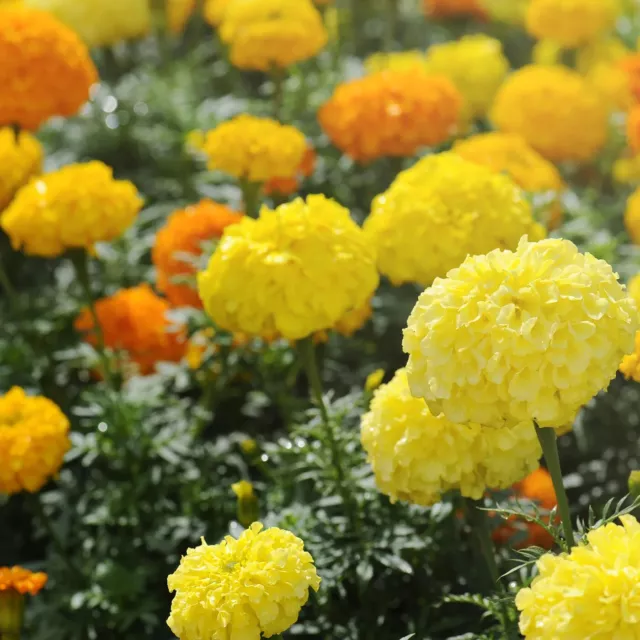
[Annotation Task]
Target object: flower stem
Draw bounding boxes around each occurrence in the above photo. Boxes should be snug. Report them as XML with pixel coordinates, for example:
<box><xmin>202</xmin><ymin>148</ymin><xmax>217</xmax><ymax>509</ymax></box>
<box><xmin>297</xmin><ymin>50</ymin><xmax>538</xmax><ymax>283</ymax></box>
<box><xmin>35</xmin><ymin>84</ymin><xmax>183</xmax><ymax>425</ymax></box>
<box><xmin>298</xmin><ymin>337</ymin><xmax>362</xmax><ymax>536</ymax></box>
<box><xmin>239</xmin><ymin>179</ymin><xmax>263</xmax><ymax>219</ymax></box>
<box><xmin>0</xmin><ymin>590</ymin><xmax>24</xmax><ymax>640</ymax></box>
<box><xmin>535</xmin><ymin>423</ymin><xmax>575</xmax><ymax>548</ymax></box>
<box><xmin>68</xmin><ymin>249</ymin><xmax>117</xmax><ymax>390</ymax></box>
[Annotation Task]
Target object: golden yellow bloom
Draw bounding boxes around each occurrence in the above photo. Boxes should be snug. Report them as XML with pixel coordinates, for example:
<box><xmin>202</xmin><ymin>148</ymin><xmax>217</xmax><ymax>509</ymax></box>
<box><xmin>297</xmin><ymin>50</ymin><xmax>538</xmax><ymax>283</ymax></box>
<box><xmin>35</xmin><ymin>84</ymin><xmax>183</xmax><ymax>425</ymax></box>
<box><xmin>585</xmin><ymin>62</ymin><xmax>633</xmax><ymax>112</ymax></box>
<box><xmin>491</xmin><ymin>65</ymin><xmax>608</xmax><ymax>162</ymax></box>
<box><xmin>319</xmin><ymin>70</ymin><xmax>462</xmax><ymax>163</ymax></box>
<box><xmin>364</xmin><ymin>50</ymin><xmax>428</xmax><ymax>74</ymax></box>
<box><xmin>219</xmin><ymin>0</ymin><xmax>327</xmax><ymax>71</ymax></box>
<box><xmin>167</xmin><ymin>523</ymin><xmax>320</xmax><ymax>640</ymax></box>
<box><xmin>423</xmin><ymin>34</ymin><xmax>509</xmax><ymax>120</ymax></box>
<box><xmin>188</xmin><ymin>115</ymin><xmax>307</xmax><ymax>184</ymax></box>
<box><xmin>203</xmin><ymin>0</ymin><xmax>231</xmax><ymax>26</ymax></box>
<box><xmin>1</xmin><ymin>161</ymin><xmax>142</xmax><ymax>258</ymax></box>
<box><xmin>198</xmin><ymin>195</ymin><xmax>379</xmax><ymax>340</ymax></box>
<box><xmin>0</xmin><ymin>128</ymin><xmax>43</xmax><ymax>211</ymax></box>
<box><xmin>620</xmin><ymin>330</ymin><xmax>640</xmax><ymax>381</ymax></box>
<box><xmin>481</xmin><ymin>0</ymin><xmax>529</xmax><ymax>24</ymax></box>
<box><xmin>361</xmin><ymin>370</ymin><xmax>541</xmax><ymax>505</ymax></box>
<box><xmin>0</xmin><ymin>387</ymin><xmax>70</xmax><ymax>494</ymax></box>
<box><xmin>526</xmin><ymin>0</ymin><xmax>620</xmax><ymax>48</ymax></box>
<box><xmin>0</xmin><ymin>567</ymin><xmax>47</xmax><ymax>595</ymax></box>
<box><xmin>453</xmin><ymin>132</ymin><xmax>564</xmax><ymax>229</ymax></box>
<box><xmin>517</xmin><ymin>515</ymin><xmax>640</xmax><ymax>638</ymax></box>
<box><xmin>365</xmin><ymin>368</ymin><xmax>385</xmax><ymax>392</ymax></box>
<box><xmin>404</xmin><ymin>237</ymin><xmax>638</xmax><ymax>431</ymax></box>
<box><xmin>0</xmin><ymin>6</ymin><xmax>97</xmax><ymax>130</ymax></box>
<box><xmin>625</xmin><ymin>187</ymin><xmax>640</xmax><ymax>244</ymax></box>
<box><xmin>364</xmin><ymin>152</ymin><xmax>541</xmax><ymax>287</ymax></box>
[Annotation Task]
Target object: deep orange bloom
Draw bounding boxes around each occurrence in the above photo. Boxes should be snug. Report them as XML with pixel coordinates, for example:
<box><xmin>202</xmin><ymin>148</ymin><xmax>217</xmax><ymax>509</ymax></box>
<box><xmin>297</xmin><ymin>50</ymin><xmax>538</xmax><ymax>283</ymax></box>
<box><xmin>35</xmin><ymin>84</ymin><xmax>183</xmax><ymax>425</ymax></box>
<box><xmin>619</xmin><ymin>54</ymin><xmax>640</xmax><ymax>104</ymax></box>
<box><xmin>493</xmin><ymin>467</ymin><xmax>557</xmax><ymax>549</ymax></box>
<box><xmin>153</xmin><ymin>200</ymin><xmax>243</xmax><ymax>308</ymax></box>
<box><xmin>0</xmin><ymin>567</ymin><xmax>47</xmax><ymax>595</ymax></box>
<box><xmin>0</xmin><ymin>6</ymin><xmax>97</xmax><ymax>130</ymax></box>
<box><xmin>628</xmin><ymin>105</ymin><xmax>640</xmax><ymax>153</ymax></box>
<box><xmin>264</xmin><ymin>147</ymin><xmax>317</xmax><ymax>197</ymax></box>
<box><xmin>423</xmin><ymin>0</ymin><xmax>486</xmax><ymax>19</ymax></box>
<box><xmin>319</xmin><ymin>70</ymin><xmax>461</xmax><ymax>163</ymax></box>
<box><xmin>74</xmin><ymin>284</ymin><xmax>187</xmax><ymax>375</ymax></box>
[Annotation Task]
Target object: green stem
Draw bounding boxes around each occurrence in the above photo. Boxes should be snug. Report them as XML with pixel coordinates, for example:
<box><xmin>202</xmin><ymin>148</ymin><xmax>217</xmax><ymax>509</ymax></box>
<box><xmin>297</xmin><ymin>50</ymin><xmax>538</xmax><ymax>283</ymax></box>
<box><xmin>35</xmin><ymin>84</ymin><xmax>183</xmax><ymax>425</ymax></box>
<box><xmin>0</xmin><ymin>590</ymin><xmax>24</xmax><ymax>640</ymax></box>
<box><xmin>298</xmin><ymin>337</ymin><xmax>362</xmax><ymax>536</ymax></box>
<box><xmin>239</xmin><ymin>179</ymin><xmax>263</xmax><ymax>218</ymax></box>
<box><xmin>535</xmin><ymin>423</ymin><xmax>575</xmax><ymax>548</ymax></box>
<box><xmin>0</xmin><ymin>252</ymin><xmax>17</xmax><ymax>311</ymax></box>
<box><xmin>68</xmin><ymin>249</ymin><xmax>117</xmax><ymax>389</ymax></box>
<box><xmin>192</xmin><ymin>373</ymin><xmax>218</xmax><ymax>438</ymax></box>
<box><xmin>271</xmin><ymin>67</ymin><xmax>286</xmax><ymax>122</ymax></box>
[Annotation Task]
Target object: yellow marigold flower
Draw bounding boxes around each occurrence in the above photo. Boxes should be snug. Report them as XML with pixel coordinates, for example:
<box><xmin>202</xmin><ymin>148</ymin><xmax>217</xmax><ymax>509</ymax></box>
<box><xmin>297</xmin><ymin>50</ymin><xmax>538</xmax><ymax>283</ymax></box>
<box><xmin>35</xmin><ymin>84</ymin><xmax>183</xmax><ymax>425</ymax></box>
<box><xmin>74</xmin><ymin>284</ymin><xmax>187</xmax><ymax>376</ymax></box>
<box><xmin>481</xmin><ymin>0</ymin><xmax>528</xmax><ymax>24</ymax></box>
<box><xmin>198</xmin><ymin>195</ymin><xmax>379</xmax><ymax>341</ymax></box>
<box><xmin>203</xmin><ymin>0</ymin><xmax>231</xmax><ymax>26</ymax></box>
<box><xmin>625</xmin><ymin>187</ymin><xmax>640</xmax><ymax>244</ymax></box>
<box><xmin>585</xmin><ymin>62</ymin><xmax>633</xmax><ymax>112</ymax></box>
<box><xmin>361</xmin><ymin>369</ymin><xmax>541</xmax><ymax>505</ymax></box>
<box><xmin>0</xmin><ymin>567</ymin><xmax>47</xmax><ymax>595</ymax></box>
<box><xmin>319</xmin><ymin>71</ymin><xmax>462</xmax><ymax>163</ymax></box>
<box><xmin>0</xmin><ymin>127</ymin><xmax>43</xmax><ymax>211</ymax></box>
<box><xmin>0</xmin><ymin>6</ymin><xmax>97</xmax><ymax>130</ymax></box>
<box><xmin>620</xmin><ymin>330</ymin><xmax>640</xmax><ymax>381</ymax></box>
<box><xmin>0</xmin><ymin>387</ymin><xmax>70</xmax><ymax>494</ymax></box>
<box><xmin>526</xmin><ymin>0</ymin><xmax>620</xmax><ymax>48</ymax></box>
<box><xmin>188</xmin><ymin>115</ymin><xmax>307</xmax><ymax>184</ymax></box>
<box><xmin>1</xmin><ymin>161</ymin><xmax>142</xmax><ymax>258</ymax></box>
<box><xmin>453</xmin><ymin>132</ymin><xmax>565</xmax><ymax>229</ymax></box>
<box><xmin>517</xmin><ymin>515</ymin><xmax>640</xmax><ymax>638</ymax></box>
<box><xmin>152</xmin><ymin>199</ymin><xmax>243</xmax><ymax>308</ymax></box>
<box><xmin>364</xmin><ymin>152</ymin><xmax>540</xmax><ymax>287</ymax></box>
<box><xmin>167</xmin><ymin>523</ymin><xmax>320</xmax><ymax>640</ymax></box>
<box><xmin>403</xmin><ymin>237</ymin><xmax>638</xmax><ymax>431</ymax></box>
<box><xmin>364</xmin><ymin>50</ymin><xmax>428</xmax><ymax>74</ymax></box>
<box><xmin>365</xmin><ymin>368</ymin><xmax>385</xmax><ymax>392</ymax></box>
<box><xmin>423</xmin><ymin>34</ymin><xmax>509</xmax><ymax>120</ymax></box>
<box><xmin>491</xmin><ymin>65</ymin><xmax>608</xmax><ymax>162</ymax></box>
<box><xmin>219</xmin><ymin>0</ymin><xmax>327</xmax><ymax>71</ymax></box>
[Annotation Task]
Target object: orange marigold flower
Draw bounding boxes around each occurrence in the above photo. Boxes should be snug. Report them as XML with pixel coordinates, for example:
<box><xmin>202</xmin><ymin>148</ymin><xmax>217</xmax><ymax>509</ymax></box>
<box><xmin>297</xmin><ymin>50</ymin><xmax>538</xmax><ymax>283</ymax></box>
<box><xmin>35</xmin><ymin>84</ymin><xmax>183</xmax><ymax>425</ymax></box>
<box><xmin>493</xmin><ymin>467</ymin><xmax>557</xmax><ymax>549</ymax></box>
<box><xmin>619</xmin><ymin>54</ymin><xmax>640</xmax><ymax>103</ymax></box>
<box><xmin>0</xmin><ymin>567</ymin><xmax>47</xmax><ymax>595</ymax></box>
<box><xmin>264</xmin><ymin>146</ymin><xmax>316</xmax><ymax>197</ymax></box>
<box><xmin>153</xmin><ymin>200</ymin><xmax>243</xmax><ymax>308</ymax></box>
<box><xmin>628</xmin><ymin>105</ymin><xmax>640</xmax><ymax>153</ymax></box>
<box><xmin>319</xmin><ymin>70</ymin><xmax>462</xmax><ymax>163</ymax></box>
<box><xmin>423</xmin><ymin>0</ymin><xmax>486</xmax><ymax>18</ymax></box>
<box><xmin>0</xmin><ymin>6</ymin><xmax>97</xmax><ymax>130</ymax></box>
<box><xmin>74</xmin><ymin>284</ymin><xmax>187</xmax><ymax>375</ymax></box>
<box><xmin>0</xmin><ymin>387</ymin><xmax>70</xmax><ymax>495</ymax></box>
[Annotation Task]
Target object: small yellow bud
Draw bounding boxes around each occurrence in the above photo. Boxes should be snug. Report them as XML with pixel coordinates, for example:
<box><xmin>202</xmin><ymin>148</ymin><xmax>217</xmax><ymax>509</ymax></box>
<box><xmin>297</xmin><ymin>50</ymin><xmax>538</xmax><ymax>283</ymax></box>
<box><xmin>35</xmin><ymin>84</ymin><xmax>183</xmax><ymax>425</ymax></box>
<box><xmin>628</xmin><ymin>470</ymin><xmax>640</xmax><ymax>498</ymax></box>
<box><xmin>231</xmin><ymin>480</ymin><xmax>255</xmax><ymax>500</ymax></box>
<box><xmin>365</xmin><ymin>369</ymin><xmax>385</xmax><ymax>392</ymax></box>
<box><xmin>231</xmin><ymin>481</ymin><xmax>259</xmax><ymax>527</ymax></box>
<box><xmin>239</xmin><ymin>439</ymin><xmax>258</xmax><ymax>455</ymax></box>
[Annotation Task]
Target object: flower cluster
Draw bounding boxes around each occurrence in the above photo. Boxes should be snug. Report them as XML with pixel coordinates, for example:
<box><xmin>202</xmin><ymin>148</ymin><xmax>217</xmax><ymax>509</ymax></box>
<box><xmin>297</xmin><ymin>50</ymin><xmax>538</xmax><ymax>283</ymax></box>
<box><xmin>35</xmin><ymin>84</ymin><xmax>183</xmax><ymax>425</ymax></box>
<box><xmin>167</xmin><ymin>523</ymin><xmax>320</xmax><ymax>640</ymax></box>
<box><xmin>153</xmin><ymin>199</ymin><xmax>243</xmax><ymax>308</ymax></box>
<box><xmin>0</xmin><ymin>387</ymin><xmax>70</xmax><ymax>495</ymax></box>
<box><xmin>517</xmin><ymin>515</ymin><xmax>640</xmax><ymax>638</ymax></box>
<box><xmin>453</xmin><ymin>132</ymin><xmax>565</xmax><ymax>228</ymax></box>
<box><xmin>364</xmin><ymin>152</ymin><xmax>541</xmax><ymax>286</ymax></box>
<box><xmin>526</xmin><ymin>0</ymin><xmax>620</xmax><ymax>47</ymax></box>
<box><xmin>319</xmin><ymin>70</ymin><xmax>461</xmax><ymax>163</ymax></box>
<box><xmin>197</xmin><ymin>195</ymin><xmax>379</xmax><ymax>341</ymax></box>
<box><xmin>0</xmin><ymin>6</ymin><xmax>97</xmax><ymax>130</ymax></box>
<box><xmin>188</xmin><ymin>115</ymin><xmax>307</xmax><ymax>184</ymax></box>
<box><xmin>403</xmin><ymin>237</ymin><xmax>638</xmax><ymax>431</ymax></box>
<box><xmin>74</xmin><ymin>284</ymin><xmax>187</xmax><ymax>375</ymax></box>
<box><xmin>218</xmin><ymin>0</ymin><xmax>327</xmax><ymax>71</ymax></box>
<box><xmin>491</xmin><ymin>65</ymin><xmax>608</xmax><ymax>162</ymax></box>
<box><xmin>423</xmin><ymin>34</ymin><xmax>509</xmax><ymax>120</ymax></box>
<box><xmin>0</xmin><ymin>567</ymin><xmax>47</xmax><ymax>595</ymax></box>
<box><xmin>361</xmin><ymin>369</ymin><xmax>541</xmax><ymax>506</ymax></box>
<box><xmin>0</xmin><ymin>127</ymin><xmax>43</xmax><ymax>210</ymax></box>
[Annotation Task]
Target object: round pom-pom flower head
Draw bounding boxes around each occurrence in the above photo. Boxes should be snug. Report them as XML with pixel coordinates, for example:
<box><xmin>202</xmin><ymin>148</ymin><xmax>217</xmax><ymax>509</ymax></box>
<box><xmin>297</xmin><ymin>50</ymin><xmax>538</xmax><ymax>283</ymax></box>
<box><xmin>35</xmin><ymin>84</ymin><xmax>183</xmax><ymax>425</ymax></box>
<box><xmin>491</xmin><ymin>65</ymin><xmax>608</xmax><ymax>162</ymax></box>
<box><xmin>219</xmin><ymin>0</ymin><xmax>327</xmax><ymax>71</ymax></box>
<box><xmin>152</xmin><ymin>199</ymin><xmax>243</xmax><ymax>308</ymax></box>
<box><xmin>526</xmin><ymin>0</ymin><xmax>620</xmax><ymax>48</ymax></box>
<box><xmin>197</xmin><ymin>195</ymin><xmax>379</xmax><ymax>341</ymax></box>
<box><xmin>403</xmin><ymin>237</ymin><xmax>639</xmax><ymax>431</ymax></box>
<box><xmin>361</xmin><ymin>369</ymin><xmax>541</xmax><ymax>506</ymax></box>
<box><xmin>188</xmin><ymin>115</ymin><xmax>307</xmax><ymax>185</ymax></box>
<box><xmin>0</xmin><ymin>6</ymin><xmax>97</xmax><ymax>130</ymax></box>
<box><xmin>0</xmin><ymin>127</ymin><xmax>43</xmax><ymax>210</ymax></box>
<box><xmin>319</xmin><ymin>70</ymin><xmax>462</xmax><ymax>163</ymax></box>
<box><xmin>167</xmin><ymin>522</ymin><xmax>320</xmax><ymax>640</ymax></box>
<box><xmin>0</xmin><ymin>387</ymin><xmax>70</xmax><ymax>495</ymax></box>
<box><xmin>516</xmin><ymin>515</ymin><xmax>640</xmax><ymax>638</ymax></box>
<box><xmin>364</xmin><ymin>152</ymin><xmax>542</xmax><ymax>287</ymax></box>
<box><xmin>1</xmin><ymin>161</ymin><xmax>143</xmax><ymax>258</ymax></box>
